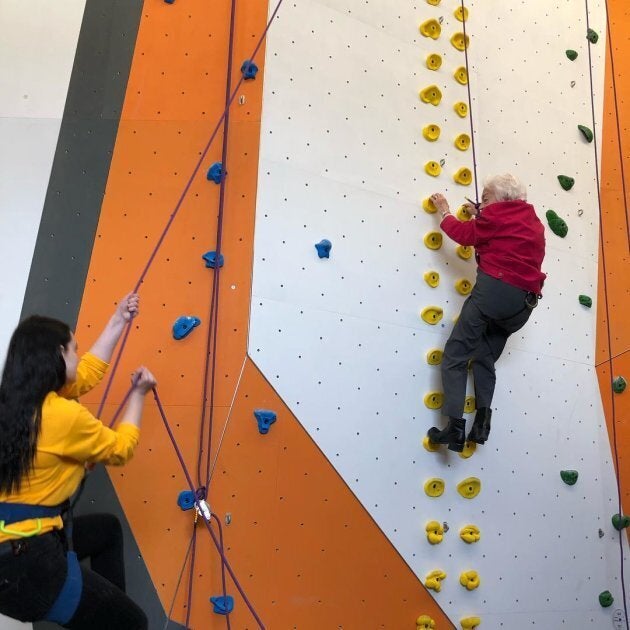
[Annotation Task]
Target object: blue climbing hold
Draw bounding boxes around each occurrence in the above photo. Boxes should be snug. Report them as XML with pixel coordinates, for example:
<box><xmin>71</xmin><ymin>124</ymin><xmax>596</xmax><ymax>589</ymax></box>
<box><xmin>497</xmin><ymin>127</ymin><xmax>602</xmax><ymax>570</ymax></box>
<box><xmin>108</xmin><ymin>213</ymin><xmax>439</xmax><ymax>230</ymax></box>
<box><xmin>202</xmin><ymin>251</ymin><xmax>225</xmax><ymax>269</ymax></box>
<box><xmin>315</xmin><ymin>239</ymin><xmax>332</xmax><ymax>259</ymax></box>
<box><xmin>164</xmin><ymin>0</ymin><xmax>175</xmax><ymax>4</ymax></box>
<box><xmin>172</xmin><ymin>316</ymin><xmax>201</xmax><ymax>340</ymax></box>
<box><xmin>240</xmin><ymin>60</ymin><xmax>259</xmax><ymax>80</ymax></box>
<box><xmin>210</xmin><ymin>595</ymin><xmax>234</xmax><ymax>615</ymax></box>
<box><xmin>207</xmin><ymin>162</ymin><xmax>225</xmax><ymax>184</ymax></box>
<box><xmin>177</xmin><ymin>490</ymin><xmax>195</xmax><ymax>511</ymax></box>
<box><xmin>254</xmin><ymin>409</ymin><xmax>277</xmax><ymax>435</ymax></box>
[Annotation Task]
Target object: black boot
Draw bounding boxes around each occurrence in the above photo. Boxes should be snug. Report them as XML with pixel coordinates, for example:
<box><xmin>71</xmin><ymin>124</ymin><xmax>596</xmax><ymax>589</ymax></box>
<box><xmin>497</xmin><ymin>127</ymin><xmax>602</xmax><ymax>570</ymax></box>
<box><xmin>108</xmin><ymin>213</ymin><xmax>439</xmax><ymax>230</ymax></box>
<box><xmin>427</xmin><ymin>417</ymin><xmax>466</xmax><ymax>452</ymax></box>
<box><xmin>467</xmin><ymin>407</ymin><xmax>492</xmax><ymax>444</ymax></box>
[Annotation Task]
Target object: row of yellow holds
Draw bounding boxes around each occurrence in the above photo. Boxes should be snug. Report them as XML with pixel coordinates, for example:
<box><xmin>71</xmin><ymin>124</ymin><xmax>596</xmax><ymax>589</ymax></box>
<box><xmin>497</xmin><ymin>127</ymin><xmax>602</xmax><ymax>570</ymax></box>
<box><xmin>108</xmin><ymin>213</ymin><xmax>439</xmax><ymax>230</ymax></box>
<box><xmin>422</xmin><ymin>125</ymin><xmax>470</xmax><ymax>152</ymax></box>
<box><xmin>425</xmin><ymin>521</ymin><xmax>480</xmax><ymax>544</ymax></box>
<box><xmin>423</xmin><ymin>435</ymin><xmax>476</xmax><ymax>459</ymax></box>
<box><xmin>423</xmin><ymin>197</ymin><xmax>473</xmax><ymax>221</ymax></box>
<box><xmin>419</xmin><ymin>18</ymin><xmax>469</xmax><ymax>41</ymax></box>
<box><xmin>424</xmin><ymin>476</ymin><xmax>481</xmax><ymax>498</ymax></box>
<box><xmin>423</xmin><ymin>272</ymin><xmax>473</xmax><ymax>296</ymax></box>
<box><xmin>424</xmin><ymin>0</ymin><xmax>469</xmax><ymax>20</ymax></box>
<box><xmin>420</xmin><ymin>76</ymin><xmax>468</xmax><ymax>108</ymax></box>
<box><xmin>424</xmin><ymin>569</ymin><xmax>479</xmax><ymax>592</ymax></box>
<box><xmin>421</xmin><ymin>231</ymin><xmax>473</xmax><ymax>257</ymax></box>
<box><xmin>423</xmin><ymin>163</ymin><xmax>473</xmax><ymax>186</ymax></box>
<box><xmin>417</xmin><ymin>615</ymin><xmax>480</xmax><ymax>630</ymax></box>
<box><xmin>423</xmin><ymin>391</ymin><xmax>475</xmax><ymax>413</ymax></box>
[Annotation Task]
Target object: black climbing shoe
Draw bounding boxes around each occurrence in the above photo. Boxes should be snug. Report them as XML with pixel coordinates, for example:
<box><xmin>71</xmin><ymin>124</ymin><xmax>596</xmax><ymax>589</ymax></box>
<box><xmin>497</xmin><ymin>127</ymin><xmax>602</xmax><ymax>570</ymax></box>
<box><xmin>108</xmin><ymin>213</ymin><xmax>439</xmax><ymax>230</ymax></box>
<box><xmin>467</xmin><ymin>407</ymin><xmax>492</xmax><ymax>444</ymax></box>
<box><xmin>427</xmin><ymin>417</ymin><xmax>466</xmax><ymax>452</ymax></box>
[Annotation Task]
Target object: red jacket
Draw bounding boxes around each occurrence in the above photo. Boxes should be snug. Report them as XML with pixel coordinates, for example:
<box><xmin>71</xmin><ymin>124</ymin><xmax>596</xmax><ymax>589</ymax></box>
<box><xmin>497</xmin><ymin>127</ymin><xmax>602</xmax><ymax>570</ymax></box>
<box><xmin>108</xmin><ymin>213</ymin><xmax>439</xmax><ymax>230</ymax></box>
<box><xmin>440</xmin><ymin>200</ymin><xmax>546</xmax><ymax>294</ymax></box>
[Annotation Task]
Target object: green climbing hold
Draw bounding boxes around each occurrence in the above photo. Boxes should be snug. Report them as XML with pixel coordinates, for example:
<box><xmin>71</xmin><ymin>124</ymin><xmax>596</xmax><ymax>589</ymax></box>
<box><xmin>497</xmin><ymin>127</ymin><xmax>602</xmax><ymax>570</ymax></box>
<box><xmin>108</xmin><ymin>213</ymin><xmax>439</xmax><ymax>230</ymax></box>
<box><xmin>560</xmin><ymin>470</ymin><xmax>578</xmax><ymax>485</ymax></box>
<box><xmin>566</xmin><ymin>49</ymin><xmax>578</xmax><ymax>61</ymax></box>
<box><xmin>613</xmin><ymin>376</ymin><xmax>627</xmax><ymax>394</ymax></box>
<box><xmin>558</xmin><ymin>175</ymin><xmax>575</xmax><ymax>191</ymax></box>
<box><xmin>599</xmin><ymin>591</ymin><xmax>614</xmax><ymax>608</ymax></box>
<box><xmin>587</xmin><ymin>28</ymin><xmax>599</xmax><ymax>44</ymax></box>
<box><xmin>546</xmin><ymin>210</ymin><xmax>568</xmax><ymax>238</ymax></box>
<box><xmin>612</xmin><ymin>514</ymin><xmax>630</xmax><ymax>531</ymax></box>
<box><xmin>578</xmin><ymin>125</ymin><xmax>593</xmax><ymax>143</ymax></box>
<box><xmin>579</xmin><ymin>295</ymin><xmax>592</xmax><ymax>308</ymax></box>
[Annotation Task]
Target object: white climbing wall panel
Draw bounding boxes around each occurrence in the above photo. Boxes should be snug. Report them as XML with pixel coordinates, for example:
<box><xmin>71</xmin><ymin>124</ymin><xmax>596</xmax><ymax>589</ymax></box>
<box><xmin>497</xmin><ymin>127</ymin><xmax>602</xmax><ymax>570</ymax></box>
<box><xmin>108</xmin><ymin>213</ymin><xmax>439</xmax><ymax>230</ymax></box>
<box><xmin>251</xmin><ymin>0</ymin><xmax>626</xmax><ymax>627</ymax></box>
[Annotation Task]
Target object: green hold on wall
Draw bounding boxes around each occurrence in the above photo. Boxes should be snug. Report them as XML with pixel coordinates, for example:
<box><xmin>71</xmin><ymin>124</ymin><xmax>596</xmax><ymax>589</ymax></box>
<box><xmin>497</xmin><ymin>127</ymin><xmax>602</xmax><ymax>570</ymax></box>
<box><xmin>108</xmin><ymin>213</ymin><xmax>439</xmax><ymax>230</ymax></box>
<box><xmin>587</xmin><ymin>28</ymin><xmax>599</xmax><ymax>44</ymax></box>
<box><xmin>578</xmin><ymin>125</ymin><xmax>593</xmax><ymax>143</ymax></box>
<box><xmin>560</xmin><ymin>470</ymin><xmax>578</xmax><ymax>485</ymax></box>
<box><xmin>546</xmin><ymin>210</ymin><xmax>568</xmax><ymax>238</ymax></box>
<box><xmin>579</xmin><ymin>295</ymin><xmax>592</xmax><ymax>308</ymax></box>
<box><xmin>566</xmin><ymin>49</ymin><xmax>578</xmax><ymax>61</ymax></box>
<box><xmin>599</xmin><ymin>591</ymin><xmax>614</xmax><ymax>608</ymax></box>
<box><xmin>613</xmin><ymin>376</ymin><xmax>627</xmax><ymax>394</ymax></box>
<box><xmin>612</xmin><ymin>514</ymin><xmax>630</xmax><ymax>531</ymax></box>
<box><xmin>558</xmin><ymin>175</ymin><xmax>575</xmax><ymax>191</ymax></box>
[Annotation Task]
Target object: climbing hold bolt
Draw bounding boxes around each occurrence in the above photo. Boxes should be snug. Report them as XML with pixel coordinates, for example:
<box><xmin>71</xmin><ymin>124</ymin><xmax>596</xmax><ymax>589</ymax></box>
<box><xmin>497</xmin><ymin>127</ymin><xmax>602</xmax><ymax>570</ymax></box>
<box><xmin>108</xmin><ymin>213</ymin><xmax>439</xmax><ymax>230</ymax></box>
<box><xmin>454</xmin><ymin>133</ymin><xmax>471</xmax><ymax>151</ymax></box>
<box><xmin>177</xmin><ymin>490</ymin><xmax>195</xmax><ymax>511</ymax></box>
<box><xmin>424</xmin><ymin>478</ymin><xmax>445</xmax><ymax>498</ymax></box>
<box><xmin>426</xmin><ymin>54</ymin><xmax>442</xmax><ymax>71</ymax></box>
<box><xmin>457</xmin><ymin>205</ymin><xmax>472</xmax><ymax>221</ymax></box>
<box><xmin>599</xmin><ymin>591</ymin><xmax>614</xmax><ymax>608</ymax></box>
<box><xmin>457</xmin><ymin>477</ymin><xmax>481</xmax><ymax>499</ymax></box>
<box><xmin>210</xmin><ymin>595</ymin><xmax>235</xmax><ymax>615</ymax></box>
<box><xmin>578</xmin><ymin>125</ymin><xmax>594</xmax><ymax>143</ymax></box>
<box><xmin>254</xmin><ymin>409</ymin><xmax>277</xmax><ymax>435</ymax></box>
<box><xmin>240</xmin><ymin>59</ymin><xmax>258</xmax><ymax>80</ymax></box>
<box><xmin>560</xmin><ymin>470</ymin><xmax>579</xmax><ymax>485</ymax></box>
<box><xmin>546</xmin><ymin>210</ymin><xmax>568</xmax><ymax>238</ymax></box>
<box><xmin>451</xmin><ymin>33</ymin><xmax>470</xmax><ymax>51</ymax></box>
<box><xmin>416</xmin><ymin>615</ymin><xmax>436</xmax><ymax>630</ymax></box>
<box><xmin>202</xmin><ymin>251</ymin><xmax>225</xmax><ymax>269</ymax></box>
<box><xmin>456</xmin><ymin>245</ymin><xmax>473</xmax><ymax>260</ymax></box>
<box><xmin>454</xmin><ymin>167</ymin><xmax>472</xmax><ymax>185</ymax></box>
<box><xmin>423</xmin><ymin>436</ymin><xmax>441</xmax><ymax>452</ymax></box>
<box><xmin>419</xmin><ymin>19</ymin><xmax>441</xmax><ymax>39</ymax></box>
<box><xmin>424</xmin><ymin>392</ymin><xmax>444</xmax><ymax>410</ymax></box>
<box><xmin>454</xmin><ymin>6</ymin><xmax>468</xmax><ymax>21</ymax></box>
<box><xmin>424</xmin><ymin>569</ymin><xmax>447</xmax><ymax>591</ymax></box>
<box><xmin>172</xmin><ymin>316</ymin><xmax>201</xmax><ymax>340</ymax></box>
<box><xmin>423</xmin><ymin>197</ymin><xmax>437</xmax><ymax>214</ymax></box>
<box><xmin>566</xmin><ymin>49</ymin><xmax>578</xmax><ymax>61</ymax></box>
<box><xmin>455</xmin><ymin>278</ymin><xmax>473</xmax><ymax>295</ymax></box>
<box><xmin>207</xmin><ymin>162</ymin><xmax>225</xmax><ymax>184</ymax></box>
<box><xmin>461</xmin><ymin>617</ymin><xmax>481</xmax><ymax>630</ymax></box>
<box><xmin>419</xmin><ymin>85</ymin><xmax>443</xmax><ymax>106</ymax></box>
<box><xmin>454</xmin><ymin>66</ymin><xmax>469</xmax><ymax>85</ymax></box>
<box><xmin>421</xmin><ymin>306</ymin><xmax>444</xmax><ymax>326</ymax></box>
<box><xmin>425</xmin><ymin>520</ymin><xmax>444</xmax><ymax>545</ymax></box>
<box><xmin>454</xmin><ymin>101</ymin><xmax>468</xmax><ymax>118</ymax></box>
<box><xmin>464</xmin><ymin>395</ymin><xmax>476</xmax><ymax>413</ymax></box>
<box><xmin>579</xmin><ymin>295</ymin><xmax>592</xmax><ymax>308</ymax></box>
<box><xmin>459</xmin><ymin>441</ymin><xmax>476</xmax><ymax>459</ymax></box>
<box><xmin>587</xmin><ymin>28</ymin><xmax>599</xmax><ymax>44</ymax></box>
<box><xmin>557</xmin><ymin>175</ymin><xmax>575</xmax><ymax>191</ymax></box>
<box><xmin>315</xmin><ymin>239</ymin><xmax>332</xmax><ymax>259</ymax></box>
<box><xmin>425</xmin><ymin>161</ymin><xmax>442</xmax><ymax>177</ymax></box>
<box><xmin>460</xmin><ymin>570</ymin><xmax>480</xmax><ymax>591</ymax></box>
<box><xmin>426</xmin><ymin>349</ymin><xmax>443</xmax><ymax>365</ymax></box>
<box><xmin>424</xmin><ymin>270</ymin><xmax>440</xmax><ymax>288</ymax></box>
<box><xmin>613</xmin><ymin>376</ymin><xmax>627</xmax><ymax>394</ymax></box>
<box><xmin>423</xmin><ymin>232</ymin><xmax>443</xmax><ymax>250</ymax></box>
<box><xmin>422</xmin><ymin>124</ymin><xmax>441</xmax><ymax>142</ymax></box>
<box><xmin>460</xmin><ymin>524</ymin><xmax>481</xmax><ymax>544</ymax></box>
<box><xmin>612</xmin><ymin>514</ymin><xmax>630</xmax><ymax>531</ymax></box>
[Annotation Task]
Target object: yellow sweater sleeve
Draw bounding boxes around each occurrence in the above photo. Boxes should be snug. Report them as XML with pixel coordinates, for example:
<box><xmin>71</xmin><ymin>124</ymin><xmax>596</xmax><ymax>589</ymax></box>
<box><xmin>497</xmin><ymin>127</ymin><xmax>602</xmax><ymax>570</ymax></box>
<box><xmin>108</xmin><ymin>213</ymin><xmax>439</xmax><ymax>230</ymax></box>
<box><xmin>59</xmin><ymin>352</ymin><xmax>109</xmax><ymax>399</ymax></box>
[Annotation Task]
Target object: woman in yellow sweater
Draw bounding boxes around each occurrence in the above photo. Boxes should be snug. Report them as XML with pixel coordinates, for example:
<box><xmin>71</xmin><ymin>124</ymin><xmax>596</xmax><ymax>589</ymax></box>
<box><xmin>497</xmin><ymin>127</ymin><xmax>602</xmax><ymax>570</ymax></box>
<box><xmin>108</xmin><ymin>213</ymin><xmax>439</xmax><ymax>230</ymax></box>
<box><xmin>0</xmin><ymin>294</ymin><xmax>155</xmax><ymax>629</ymax></box>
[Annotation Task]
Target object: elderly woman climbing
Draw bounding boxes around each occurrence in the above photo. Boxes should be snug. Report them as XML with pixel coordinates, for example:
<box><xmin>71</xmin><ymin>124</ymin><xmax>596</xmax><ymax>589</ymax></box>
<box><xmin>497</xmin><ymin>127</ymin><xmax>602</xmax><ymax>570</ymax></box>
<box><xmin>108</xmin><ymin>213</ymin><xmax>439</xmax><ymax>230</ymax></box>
<box><xmin>426</xmin><ymin>174</ymin><xmax>546</xmax><ymax>452</ymax></box>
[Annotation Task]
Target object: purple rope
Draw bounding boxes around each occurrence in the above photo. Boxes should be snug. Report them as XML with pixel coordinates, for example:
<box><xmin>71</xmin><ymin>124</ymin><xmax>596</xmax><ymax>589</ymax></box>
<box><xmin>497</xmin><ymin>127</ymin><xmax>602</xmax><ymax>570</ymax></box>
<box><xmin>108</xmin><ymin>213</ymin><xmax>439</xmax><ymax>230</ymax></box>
<box><xmin>107</xmin><ymin>383</ymin><xmax>136</xmax><ymax>428</ymax></box>
<box><xmin>97</xmin><ymin>322</ymin><xmax>133</xmax><ymax>419</ymax></box>
<box><xmin>584</xmin><ymin>2</ymin><xmax>629</xmax><ymax>627</ymax></box>
<box><xmin>459</xmin><ymin>0</ymin><xmax>480</xmax><ymax>202</ymax></box>
<box><xmin>211</xmin><ymin>513</ymin><xmax>232</xmax><ymax>630</ymax></box>
<box><xmin>152</xmin><ymin>387</ymin><xmax>265</xmax><ymax>629</ymax></box>
<box><xmin>184</xmin><ymin>525</ymin><xmax>197</xmax><ymax>628</ymax></box>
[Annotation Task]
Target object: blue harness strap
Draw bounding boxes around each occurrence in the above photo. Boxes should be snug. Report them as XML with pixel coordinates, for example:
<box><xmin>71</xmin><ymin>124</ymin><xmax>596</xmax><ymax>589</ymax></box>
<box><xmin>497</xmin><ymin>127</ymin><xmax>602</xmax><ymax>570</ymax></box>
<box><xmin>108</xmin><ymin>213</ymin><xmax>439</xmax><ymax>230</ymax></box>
<box><xmin>0</xmin><ymin>502</ymin><xmax>64</xmax><ymax>525</ymax></box>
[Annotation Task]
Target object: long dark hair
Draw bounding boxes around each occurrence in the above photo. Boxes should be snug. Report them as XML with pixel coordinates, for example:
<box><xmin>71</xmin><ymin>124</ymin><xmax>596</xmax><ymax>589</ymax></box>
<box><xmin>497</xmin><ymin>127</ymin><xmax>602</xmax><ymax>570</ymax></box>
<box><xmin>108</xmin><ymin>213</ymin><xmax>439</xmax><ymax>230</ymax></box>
<box><xmin>0</xmin><ymin>316</ymin><xmax>71</xmax><ymax>494</ymax></box>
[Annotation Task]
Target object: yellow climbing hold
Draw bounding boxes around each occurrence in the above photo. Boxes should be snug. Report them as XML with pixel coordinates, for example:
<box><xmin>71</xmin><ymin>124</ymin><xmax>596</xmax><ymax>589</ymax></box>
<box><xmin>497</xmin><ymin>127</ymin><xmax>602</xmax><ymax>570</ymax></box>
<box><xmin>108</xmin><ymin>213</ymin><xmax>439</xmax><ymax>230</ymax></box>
<box><xmin>464</xmin><ymin>395</ymin><xmax>476</xmax><ymax>413</ymax></box>
<box><xmin>423</xmin><ymin>231</ymin><xmax>443</xmax><ymax>250</ymax></box>
<box><xmin>460</xmin><ymin>524</ymin><xmax>481</xmax><ymax>544</ymax></box>
<box><xmin>416</xmin><ymin>615</ymin><xmax>436</xmax><ymax>630</ymax></box>
<box><xmin>425</xmin><ymin>569</ymin><xmax>447</xmax><ymax>592</ymax></box>
<box><xmin>424</xmin><ymin>391</ymin><xmax>444</xmax><ymax>410</ymax></box>
<box><xmin>457</xmin><ymin>204</ymin><xmax>472</xmax><ymax>221</ymax></box>
<box><xmin>419</xmin><ymin>19</ymin><xmax>441</xmax><ymax>40</ymax></box>
<box><xmin>454</xmin><ymin>167</ymin><xmax>473</xmax><ymax>185</ymax></box>
<box><xmin>421</xmin><ymin>306</ymin><xmax>444</xmax><ymax>325</ymax></box>
<box><xmin>455</xmin><ymin>278</ymin><xmax>473</xmax><ymax>295</ymax></box>
<box><xmin>422</xmin><ymin>435</ymin><xmax>441</xmax><ymax>452</ymax></box>
<box><xmin>422</xmin><ymin>124</ymin><xmax>441</xmax><ymax>141</ymax></box>
<box><xmin>424</xmin><ymin>478</ymin><xmax>445</xmax><ymax>498</ymax></box>
<box><xmin>450</xmin><ymin>32</ymin><xmax>470</xmax><ymax>51</ymax></box>
<box><xmin>454</xmin><ymin>133</ymin><xmax>471</xmax><ymax>151</ymax></box>
<box><xmin>419</xmin><ymin>85</ymin><xmax>443</xmax><ymax>106</ymax></box>
<box><xmin>459</xmin><ymin>440</ymin><xmax>477</xmax><ymax>459</ymax></box>
<box><xmin>454</xmin><ymin>101</ymin><xmax>468</xmax><ymax>117</ymax></box>
<box><xmin>454</xmin><ymin>66</ymin><xmax>469</xmax><ymax>85</ymax></box>
<box><xmin>422</xmin><ymin>197</ymin><xmax>437</xmax><ymax>214</ymax></box>
<box><xmin>461</xmin><ymin>617</ymin><xmax>481</xmax><ymax>630</ymax></box>
<box><xmin>456</xmin><ymin>245</ymin><xmax>473</xmax><ymax>259</ymax></box>
<box><xmin>424</xmin><ymin>270</ymin><xmax>440</xmax><ymax>288</ymax></box>
<box><xmin>457</xmin><ymin>477</ymin><xmax>481</xmax><ymax>499</ymax></box>
<box><xmin>425</xmin><ymin>161</ymin><xmax>442</xmax><ymax>177</ymax></box>
<box><xmin>454</xmin><ymin>5</ymin><xmax>468</xmax><ymax>21</ymax></box>
<box><xmin>426</xmin><ymin>348</ymin><xmax>443</xmax><ymax>365</ymax></box>
<box><xmin>425</xmin><ymin>520</ymin><xmax>444</xmax><ymax>545</ymax></box>
<box><xmin>426</xmin><ymin>0</ymin><xmax>441</xmax><ymax>5</ymax></box>
<box><xmin>426</xmin><ymin>53</ymin><xmax>442</xmax><ymax>71</ymax></box>
<box><xmin>460</xmin><ymin>570</ymin><xmax>480</xmax><ymax>591</ymax></box>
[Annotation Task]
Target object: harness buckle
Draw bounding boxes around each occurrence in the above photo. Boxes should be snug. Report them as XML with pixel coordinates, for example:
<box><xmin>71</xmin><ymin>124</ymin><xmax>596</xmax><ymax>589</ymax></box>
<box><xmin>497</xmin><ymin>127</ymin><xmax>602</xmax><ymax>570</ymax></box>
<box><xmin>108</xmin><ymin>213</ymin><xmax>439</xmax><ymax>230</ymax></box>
<box><xmin>0</xmin><ymin>519</ymin><xmax>43</xmax><ymax>539</ymax></box>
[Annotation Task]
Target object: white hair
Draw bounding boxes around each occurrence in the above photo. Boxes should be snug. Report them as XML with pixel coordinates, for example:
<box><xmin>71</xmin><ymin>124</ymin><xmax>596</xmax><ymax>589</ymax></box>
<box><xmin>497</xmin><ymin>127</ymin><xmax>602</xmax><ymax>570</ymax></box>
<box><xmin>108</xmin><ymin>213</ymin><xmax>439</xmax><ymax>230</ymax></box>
<box><xmin>484</xmin><ymin>173</ymin><xmax>527</xmax><ymax>202</ymax></box>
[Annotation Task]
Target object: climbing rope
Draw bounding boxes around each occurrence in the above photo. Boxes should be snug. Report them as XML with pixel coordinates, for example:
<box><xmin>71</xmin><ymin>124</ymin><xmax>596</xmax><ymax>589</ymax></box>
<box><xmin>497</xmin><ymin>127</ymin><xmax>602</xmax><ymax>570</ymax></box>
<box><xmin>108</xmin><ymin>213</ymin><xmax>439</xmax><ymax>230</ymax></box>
<box><xmin>584</xmin><ymin>1</ymin><xmax>629</xmax><ymax>626</ymax></box>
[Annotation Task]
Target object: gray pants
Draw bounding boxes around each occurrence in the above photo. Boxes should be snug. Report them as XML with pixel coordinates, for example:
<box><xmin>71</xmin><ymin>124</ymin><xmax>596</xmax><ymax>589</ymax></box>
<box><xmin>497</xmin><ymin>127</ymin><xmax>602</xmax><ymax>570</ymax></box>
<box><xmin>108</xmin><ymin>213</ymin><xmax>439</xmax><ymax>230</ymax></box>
<box><xmin>441</xmin><ymin>270</ymin><xmax>533</xmax><ymax>418</ymax></box>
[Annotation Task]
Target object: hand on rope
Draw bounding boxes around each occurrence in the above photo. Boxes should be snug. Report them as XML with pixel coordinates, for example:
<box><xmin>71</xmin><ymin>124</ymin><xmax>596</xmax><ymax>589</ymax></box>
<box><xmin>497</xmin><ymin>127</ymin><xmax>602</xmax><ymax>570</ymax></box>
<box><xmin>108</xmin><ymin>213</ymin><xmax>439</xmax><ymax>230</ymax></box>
<box><xmin>116</xmin><ymin>292</ymin><xmax>140</xmax><ymax>322</ymax></box>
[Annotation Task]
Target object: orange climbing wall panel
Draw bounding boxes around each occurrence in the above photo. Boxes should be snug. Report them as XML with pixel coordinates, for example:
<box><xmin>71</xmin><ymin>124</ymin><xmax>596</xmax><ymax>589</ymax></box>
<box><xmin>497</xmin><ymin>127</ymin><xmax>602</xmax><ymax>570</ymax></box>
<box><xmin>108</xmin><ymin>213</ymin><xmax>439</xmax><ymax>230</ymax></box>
<box><xmin>74</xmin><ymin>0</ymin><xmax>453</xmax><ymax>627</ymax></box>
<box><xmin>598</xmin><ymin>4</ymin><xmax>630</xmax><ymax>525</ymax></box>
